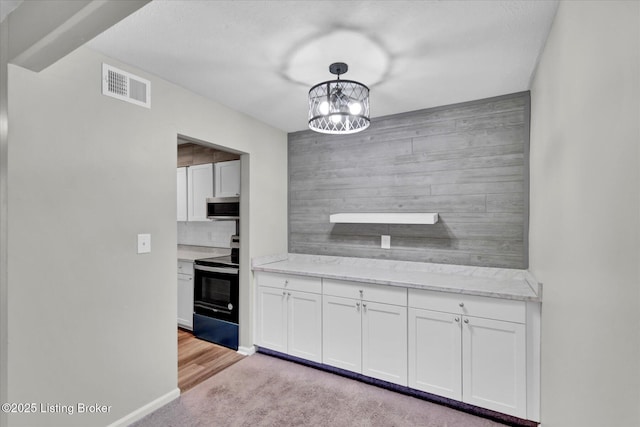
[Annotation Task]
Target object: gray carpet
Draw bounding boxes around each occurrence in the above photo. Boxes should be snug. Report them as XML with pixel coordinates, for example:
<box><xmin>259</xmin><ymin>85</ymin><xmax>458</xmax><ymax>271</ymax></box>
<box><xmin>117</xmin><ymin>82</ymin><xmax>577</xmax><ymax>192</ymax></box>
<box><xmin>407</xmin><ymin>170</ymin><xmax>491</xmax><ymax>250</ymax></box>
<box><xmin>132</xmin><ymin>353</ymin><xmax>507</xmax><ymax>427</ymax></box>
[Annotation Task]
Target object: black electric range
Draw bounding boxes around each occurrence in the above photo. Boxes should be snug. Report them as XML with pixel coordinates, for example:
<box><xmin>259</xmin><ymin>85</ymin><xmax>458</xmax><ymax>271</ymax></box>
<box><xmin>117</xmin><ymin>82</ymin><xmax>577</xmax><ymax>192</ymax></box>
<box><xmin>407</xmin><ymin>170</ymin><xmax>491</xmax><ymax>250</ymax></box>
<box><xmin>192</xmin><ymin>245</ymin><xmax>240</xmax><ymax>350</ymax></box>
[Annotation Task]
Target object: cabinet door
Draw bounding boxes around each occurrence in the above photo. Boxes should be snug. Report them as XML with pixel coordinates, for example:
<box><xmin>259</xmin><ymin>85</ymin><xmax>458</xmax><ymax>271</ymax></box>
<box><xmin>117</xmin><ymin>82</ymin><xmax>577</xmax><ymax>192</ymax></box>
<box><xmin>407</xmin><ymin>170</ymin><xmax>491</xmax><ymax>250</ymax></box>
<box><xmin>176</xmin><ymin>167</ymin><xmax>187</xmax><ymax>221</ymax></box>
<box><xmin>287</xmin><ymin>291</ymin><xmax>322</xmax><ymax>363</ymax></box>
<box><xmin>462</xmin><ymin>316</ymin><xmax>527</xmax><ymax>418</ymax></box>
<box><xmin>177</xmin><ymin>273</ymin><xmax>193</xmax><ymax>330</ymax></box>
<box><xmin>214</xmin><ymin>160</ymin><xmax>240</xmax><ymax>198</ymax></box>
<box><xmin>187</xmin><ymin>163</ymin><xmax>214</xmax><ymax>221</ymax></box>
<box><xmin>408</xmin><ymin>308</ymin><xmax>462</xmax><ymax>399</ymax></box>
<box><xmin>362</xmin><ymin>301</ymin><xmax>408</xmax><ymax>386</ymax></box>
<box><xmin>322</xmin><ymin>295</ymin><xmax>361</xmax><ymax>372</ymax></box>
<box><xmin>256</xmin><ymin>287</ymin><xmax>288</xmax><ymax>353</ymax></box>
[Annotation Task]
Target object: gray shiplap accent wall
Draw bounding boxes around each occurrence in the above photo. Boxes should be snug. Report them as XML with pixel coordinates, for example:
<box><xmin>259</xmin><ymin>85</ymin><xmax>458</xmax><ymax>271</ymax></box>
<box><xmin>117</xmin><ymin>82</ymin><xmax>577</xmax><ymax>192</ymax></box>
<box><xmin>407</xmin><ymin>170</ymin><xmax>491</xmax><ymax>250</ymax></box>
<box><xmin>288</xmin><ymin>92</ymin><xmax>530</xmax><ymax>269</ymax></box>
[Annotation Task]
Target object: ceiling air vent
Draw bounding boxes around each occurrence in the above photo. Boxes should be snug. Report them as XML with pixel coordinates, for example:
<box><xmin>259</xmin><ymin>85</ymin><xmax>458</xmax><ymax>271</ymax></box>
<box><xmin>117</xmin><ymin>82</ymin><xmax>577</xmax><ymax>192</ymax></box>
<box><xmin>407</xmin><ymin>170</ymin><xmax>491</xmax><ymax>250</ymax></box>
<box><xmin>102</xmin><ymin>63</ymin><xmax>151</xmax><ymax>108</ymax></box>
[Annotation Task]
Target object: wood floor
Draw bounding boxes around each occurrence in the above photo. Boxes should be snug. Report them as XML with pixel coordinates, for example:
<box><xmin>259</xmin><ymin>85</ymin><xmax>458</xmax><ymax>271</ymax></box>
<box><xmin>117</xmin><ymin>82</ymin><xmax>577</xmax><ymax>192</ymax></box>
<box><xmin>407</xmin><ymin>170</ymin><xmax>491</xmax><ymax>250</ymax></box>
<box><xmin>178</xmin><ymin>328</ymin><xmax>245</xmax><ymax>393</ymax></box>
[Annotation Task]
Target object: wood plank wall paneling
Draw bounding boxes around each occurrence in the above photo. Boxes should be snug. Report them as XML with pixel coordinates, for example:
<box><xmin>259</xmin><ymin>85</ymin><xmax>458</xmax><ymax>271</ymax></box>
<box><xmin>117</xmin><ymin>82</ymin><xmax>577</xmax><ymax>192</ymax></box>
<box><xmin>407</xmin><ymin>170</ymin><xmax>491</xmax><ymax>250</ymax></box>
<box><xmin>178</xmin><ymin>142</ymin><xmax>240</xmax><ymax>167</ymax></box>
<box><xmin>287</xmin><ymin>92</ymin><xmax>530</xmax><ymax>269</ymax></box>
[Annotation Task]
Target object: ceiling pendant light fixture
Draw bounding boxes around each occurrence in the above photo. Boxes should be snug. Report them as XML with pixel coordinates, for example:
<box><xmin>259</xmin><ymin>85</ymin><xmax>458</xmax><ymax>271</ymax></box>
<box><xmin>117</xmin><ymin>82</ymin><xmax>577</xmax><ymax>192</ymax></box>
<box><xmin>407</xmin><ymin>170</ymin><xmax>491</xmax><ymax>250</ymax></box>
<box><xmin>308</xmin><ymin>62</ymin><xmax>370</xmax><ymax>134</ymax></box>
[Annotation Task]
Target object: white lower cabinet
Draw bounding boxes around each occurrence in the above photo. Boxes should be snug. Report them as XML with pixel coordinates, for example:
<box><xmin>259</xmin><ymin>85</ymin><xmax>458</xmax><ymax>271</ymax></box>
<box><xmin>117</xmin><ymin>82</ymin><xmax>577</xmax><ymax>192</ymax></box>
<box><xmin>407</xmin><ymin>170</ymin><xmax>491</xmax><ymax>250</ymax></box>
<box><xmin>177</xmin><ymin>261</ymin><xmax>194</xmax><ymax>330</ymax></box>
<box><xmin>253</xmin><ymin>271</ymin><xmax>539</xmax><ymax>421</ymax></box>
<box><xmin>288</xmin><ymin>290</ymin><xmax>323</xmax><ymax>361</ymax></box>
<box><xmin>256</xmin><ymin>286</ymin><xmax>288</xmax><ymax>353</ymax></box>
<box><xmin>361</xmin><ymin>301</ymin><xmax>407</xmax><ymax>385</ymax></box>
<box><xmin>255</xmin><ymin>272</ymin><xmax>322</xmax><ymax>363</ymax></box>
<box><xmin>322</xmin><ymin>295</ymin><xmax>362</xmax><ymax>372</ymax></box>
<box><xmin>462</xmin><ymin>315</ymin><xmax>526</xmax><ymax>417</ymax></box>
<box><xmin>322</xmin><ymin>280</ymin><xmax>408</xmax><ymax>386</ymax></box>
<box><xmin>408</xmin><ymin>308</ymin><xmax>462</xmax><ymax>400</ymax></box>
<box><xmin>408</xmin><ymin>289</ymin><xmax>528</xmax><ymax>419</ymax></box>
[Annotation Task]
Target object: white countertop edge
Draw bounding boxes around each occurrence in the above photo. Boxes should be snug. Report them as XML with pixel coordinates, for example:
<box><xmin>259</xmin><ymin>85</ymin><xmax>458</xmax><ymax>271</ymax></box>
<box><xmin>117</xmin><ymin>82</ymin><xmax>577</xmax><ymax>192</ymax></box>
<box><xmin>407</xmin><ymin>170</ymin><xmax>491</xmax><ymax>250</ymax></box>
<box><xmin>251</xmin><ymin>254</ymin><xmax>542</xmax><ymax>302</ymax></box>
<box><xmin>251</xmin><ymin>253</ymin><xmax>289</xmax><ymax>268</ymax></box>
<box><xmin>525</xmin><ymin>276</ymin><xmax>543</xmax><ymax>300</ymax></box>
<box><xmin>252</xmin><ymin>265</ymin><xmax>540</xmax><ymax>301</ymax></box>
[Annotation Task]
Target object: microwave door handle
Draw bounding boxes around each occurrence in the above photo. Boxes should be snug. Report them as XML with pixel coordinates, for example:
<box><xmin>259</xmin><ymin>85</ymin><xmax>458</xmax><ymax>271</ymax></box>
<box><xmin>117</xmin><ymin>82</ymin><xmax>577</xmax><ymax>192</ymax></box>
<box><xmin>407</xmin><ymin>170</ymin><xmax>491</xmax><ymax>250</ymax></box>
<box><xmin>195</xmin><ymin>265</ymin><xmax>239</xmax><ymax>274</ymax></box>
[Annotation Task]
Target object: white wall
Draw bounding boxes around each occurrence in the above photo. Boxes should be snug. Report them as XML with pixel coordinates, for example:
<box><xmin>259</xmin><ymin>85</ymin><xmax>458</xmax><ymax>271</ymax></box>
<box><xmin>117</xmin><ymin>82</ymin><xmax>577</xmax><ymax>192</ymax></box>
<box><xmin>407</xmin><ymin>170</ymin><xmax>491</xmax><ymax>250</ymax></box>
<box><xmin>0</xmin><ymin>15</ymin><xmax>9</xmax><ymax>427</ymax></box>
<box><xmin>529</xmin><ymin>1</ymin><xmax>640</xmax><ymax>426</ymax></box>
<box><xmin>6</xmin><ymin>46</ymin><xmax>287</xmax><ymax>426</ymax></box>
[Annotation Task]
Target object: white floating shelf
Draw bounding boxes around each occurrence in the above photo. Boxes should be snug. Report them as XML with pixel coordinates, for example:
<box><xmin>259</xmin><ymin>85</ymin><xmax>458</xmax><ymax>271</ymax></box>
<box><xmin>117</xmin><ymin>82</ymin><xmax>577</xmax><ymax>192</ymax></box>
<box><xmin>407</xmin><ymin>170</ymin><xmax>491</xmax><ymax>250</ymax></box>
<box><xmin>329</xmin><ymin>213</ymin><xmax>439</xmax><ymax>225</ymax></box>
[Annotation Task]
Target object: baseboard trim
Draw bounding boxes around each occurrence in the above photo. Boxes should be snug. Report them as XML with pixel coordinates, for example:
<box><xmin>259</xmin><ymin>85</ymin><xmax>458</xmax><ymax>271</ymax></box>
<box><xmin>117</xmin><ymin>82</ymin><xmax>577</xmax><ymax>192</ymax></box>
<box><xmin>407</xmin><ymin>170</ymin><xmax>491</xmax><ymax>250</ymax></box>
<box><xmin>237</xmin><ymin>345</ymin><xmax>256</xmax><ymax>356</ymax></box>
<box><xmin>106</xmin><ymin>387</ymin><xmax>180</xmax><ymax>427</ymax></box>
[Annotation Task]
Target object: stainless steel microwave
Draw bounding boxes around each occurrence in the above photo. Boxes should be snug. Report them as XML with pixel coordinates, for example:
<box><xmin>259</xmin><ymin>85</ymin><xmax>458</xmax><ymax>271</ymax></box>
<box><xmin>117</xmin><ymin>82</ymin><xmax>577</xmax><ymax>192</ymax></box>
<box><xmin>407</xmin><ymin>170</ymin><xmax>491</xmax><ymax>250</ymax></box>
<box><xmin>206</xmin><ymin>197</ymin><xmax>239</xmax><ymax>220</ymax></box>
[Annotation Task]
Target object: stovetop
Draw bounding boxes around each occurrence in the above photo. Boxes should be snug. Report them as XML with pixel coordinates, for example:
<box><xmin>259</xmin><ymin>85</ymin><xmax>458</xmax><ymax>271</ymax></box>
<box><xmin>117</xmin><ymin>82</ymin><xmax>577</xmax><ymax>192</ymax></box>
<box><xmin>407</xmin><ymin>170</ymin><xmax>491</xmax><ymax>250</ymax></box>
<box><xmin>194</xmin><ymin>254</ymin><xmax>239</xmax><ymax>268</ymax></box>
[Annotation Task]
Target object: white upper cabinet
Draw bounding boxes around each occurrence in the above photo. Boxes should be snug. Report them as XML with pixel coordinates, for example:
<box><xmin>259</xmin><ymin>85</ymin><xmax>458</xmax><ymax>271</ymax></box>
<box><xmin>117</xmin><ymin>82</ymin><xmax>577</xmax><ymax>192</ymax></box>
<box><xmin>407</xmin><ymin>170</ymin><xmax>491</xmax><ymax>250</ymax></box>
<box><xmin>214</xmin><ymin>160</ymin><xmax>240</xmax><ymax>198</ymax></box>
<box><xmin>176</xmin><ymin>167</ymin><xmax>187</xmax><ymax>221</ymax></box>
<box><xmin>187</xmin><ymin>163</ymin><xmax>214</xmax><ymax>221</ymax></box>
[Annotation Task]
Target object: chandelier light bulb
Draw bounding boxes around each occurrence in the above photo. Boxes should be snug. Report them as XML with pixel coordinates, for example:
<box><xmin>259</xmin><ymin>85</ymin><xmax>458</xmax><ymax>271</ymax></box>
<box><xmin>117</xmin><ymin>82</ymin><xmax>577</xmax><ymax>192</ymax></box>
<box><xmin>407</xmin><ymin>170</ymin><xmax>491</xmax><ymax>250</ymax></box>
<box><xmin>330</xmin><ymin>114</ymin><xmax>342</xmax><ymax>124</ymax></box>
<box><xmin>349</xmin><ymin>101</ymin><xmax>362</xmax><ymax>115</ymax></box>
<box><xmin>318</xmin><ymin>101</ymin><xmax>329</xmax><ymax>115</ymax></box>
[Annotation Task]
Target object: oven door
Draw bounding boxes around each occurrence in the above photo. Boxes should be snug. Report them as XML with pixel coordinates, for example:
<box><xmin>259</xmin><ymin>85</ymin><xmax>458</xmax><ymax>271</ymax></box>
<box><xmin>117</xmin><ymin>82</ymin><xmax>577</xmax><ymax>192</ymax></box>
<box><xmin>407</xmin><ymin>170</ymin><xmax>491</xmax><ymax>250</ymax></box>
<box><xmin>193</xmin><ymin>265</ymin><xmax>239</xmax><ymax>324</ymax></box>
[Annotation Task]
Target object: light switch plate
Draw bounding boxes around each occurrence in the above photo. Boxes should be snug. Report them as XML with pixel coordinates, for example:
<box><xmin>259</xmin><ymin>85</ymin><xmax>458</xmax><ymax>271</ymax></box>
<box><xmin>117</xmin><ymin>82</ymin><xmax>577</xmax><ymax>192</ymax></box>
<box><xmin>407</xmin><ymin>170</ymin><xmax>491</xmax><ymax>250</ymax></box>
<box><xmin>381</xmin><ymin>235</ymin><xmax>391</xmax><ymax>249</ymax></box>
<box><xmin>137</xmin><ymin>234</ymin><xmax>151</xmax><ymax>254</ymax></box>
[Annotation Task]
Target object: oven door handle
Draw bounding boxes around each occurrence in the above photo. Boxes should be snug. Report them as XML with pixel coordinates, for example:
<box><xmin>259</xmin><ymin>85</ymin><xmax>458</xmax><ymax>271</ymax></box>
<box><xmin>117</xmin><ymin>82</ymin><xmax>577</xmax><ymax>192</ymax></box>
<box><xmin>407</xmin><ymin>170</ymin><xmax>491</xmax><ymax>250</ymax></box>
<box><xmin>194</xmin><ymin>265</ymin><xmax>239</xmax><ymax>274</ymax></box>
<box><xmin>194</xmin><ymin>302</ymin><xmax>232</xmax><ymax>315</ymax></box>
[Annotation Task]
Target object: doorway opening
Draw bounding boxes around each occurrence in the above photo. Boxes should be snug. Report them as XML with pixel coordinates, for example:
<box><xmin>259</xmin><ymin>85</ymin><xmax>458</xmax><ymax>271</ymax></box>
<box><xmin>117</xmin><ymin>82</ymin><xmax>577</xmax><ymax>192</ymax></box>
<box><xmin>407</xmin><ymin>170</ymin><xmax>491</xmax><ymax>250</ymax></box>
<box><xmin>176</xmin><ymin>134</ymin><xmax>247</xmax><ymax>391</ymax></box>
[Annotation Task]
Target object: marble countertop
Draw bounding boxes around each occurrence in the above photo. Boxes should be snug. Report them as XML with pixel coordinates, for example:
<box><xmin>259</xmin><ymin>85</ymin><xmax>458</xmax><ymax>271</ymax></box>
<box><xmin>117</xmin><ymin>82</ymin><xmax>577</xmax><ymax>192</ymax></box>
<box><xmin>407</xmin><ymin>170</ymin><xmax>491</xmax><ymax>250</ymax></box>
<box><xmin>178</xmin><ymin>245</ymin><xmax>231</xmax><ymax>262</ymax></box>
<box><xmin>252</xmin><ymin>253</ymin><xmax>542</xmax><ymax>302</ymax></box>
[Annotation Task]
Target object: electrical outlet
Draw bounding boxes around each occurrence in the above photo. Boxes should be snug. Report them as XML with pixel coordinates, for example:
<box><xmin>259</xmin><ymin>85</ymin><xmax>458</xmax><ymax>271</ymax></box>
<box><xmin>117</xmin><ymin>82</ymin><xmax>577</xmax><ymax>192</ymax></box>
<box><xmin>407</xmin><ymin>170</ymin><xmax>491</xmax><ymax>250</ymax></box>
<box><xmin>381</xmin><ymin>235</ymin><xmax>391</xmax><ymax>249</ymax></box>
<box><xmin>137</xmin><ymin>234</ymin><xmax>151</xmax><ymax>254</ymax></box>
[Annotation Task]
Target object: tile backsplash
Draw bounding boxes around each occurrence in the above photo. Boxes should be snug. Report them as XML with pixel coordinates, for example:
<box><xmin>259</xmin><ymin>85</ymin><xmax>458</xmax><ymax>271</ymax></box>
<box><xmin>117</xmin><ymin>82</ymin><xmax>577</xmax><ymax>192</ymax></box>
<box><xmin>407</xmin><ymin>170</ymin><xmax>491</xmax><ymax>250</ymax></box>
<box><xmin>177</xmin><ymin>221</ymin><xmax>236</xmax><ymax>247</ymax></box>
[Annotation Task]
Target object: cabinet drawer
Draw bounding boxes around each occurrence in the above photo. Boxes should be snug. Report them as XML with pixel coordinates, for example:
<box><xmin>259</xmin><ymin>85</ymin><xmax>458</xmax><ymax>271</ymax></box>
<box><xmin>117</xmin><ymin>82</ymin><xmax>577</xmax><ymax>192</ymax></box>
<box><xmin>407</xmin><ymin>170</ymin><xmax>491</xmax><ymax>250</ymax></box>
<box><xmin>323</xmin><ymin>279</ymin><xmax>406</xmax><ymax>306</ymax></box>
<box><xmin>178</xmin><ymin>273</ymin><xmax>193</xmax><ymax>281</ymax></box>
<box><xmin>256</xmin><ymin>272</ymin><xmax>322</xmax><ymax>294</ymax></box>
<box><xmin>408</xmin><ymin>289</ymin><xmax>525</xmax><ymax>323</ymax></box>
<box><xmin>177</xmin><ymin>261</ymin><xmax>194</xmax><ymax>276</ymax></box>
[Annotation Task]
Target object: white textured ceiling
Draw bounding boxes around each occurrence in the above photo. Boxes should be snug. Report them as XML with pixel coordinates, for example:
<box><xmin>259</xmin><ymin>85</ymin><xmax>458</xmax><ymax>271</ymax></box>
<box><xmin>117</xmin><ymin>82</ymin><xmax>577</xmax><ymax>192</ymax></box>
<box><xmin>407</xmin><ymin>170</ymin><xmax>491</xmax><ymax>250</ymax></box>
<box><xmin>86</xmin><ymin>0</ymin><xmax>558</xmax><ymax>133</ymax></box>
